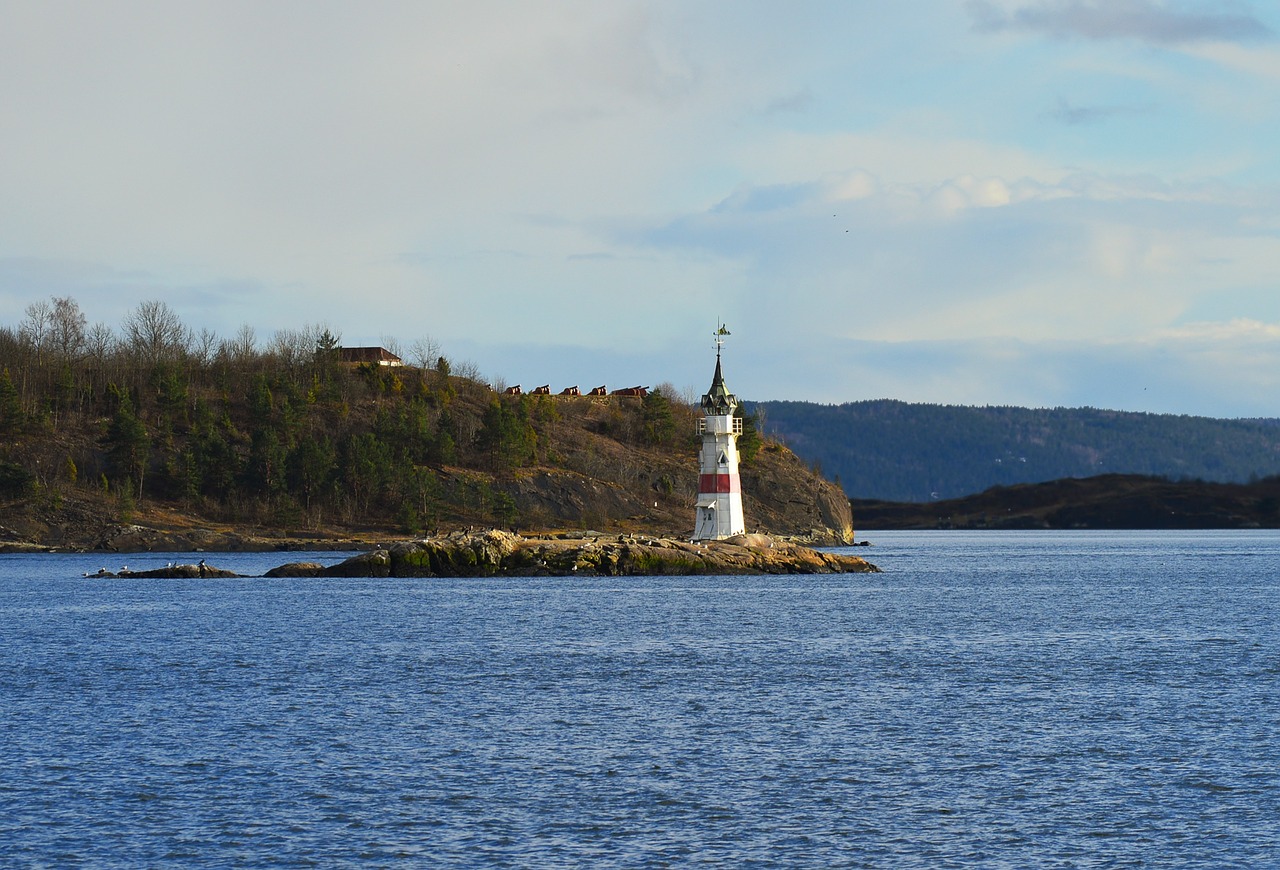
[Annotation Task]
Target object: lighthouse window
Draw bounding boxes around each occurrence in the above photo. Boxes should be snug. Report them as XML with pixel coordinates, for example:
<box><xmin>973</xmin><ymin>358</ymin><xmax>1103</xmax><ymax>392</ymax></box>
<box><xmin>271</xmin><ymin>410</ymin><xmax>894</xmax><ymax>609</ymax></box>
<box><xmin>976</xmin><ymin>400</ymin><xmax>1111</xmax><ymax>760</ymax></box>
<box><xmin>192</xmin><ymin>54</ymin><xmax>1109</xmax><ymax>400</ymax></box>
<box><xmin>718</xmin><ymin>451</ymin><xmax>728</xmax><ymax>466</ymax></box>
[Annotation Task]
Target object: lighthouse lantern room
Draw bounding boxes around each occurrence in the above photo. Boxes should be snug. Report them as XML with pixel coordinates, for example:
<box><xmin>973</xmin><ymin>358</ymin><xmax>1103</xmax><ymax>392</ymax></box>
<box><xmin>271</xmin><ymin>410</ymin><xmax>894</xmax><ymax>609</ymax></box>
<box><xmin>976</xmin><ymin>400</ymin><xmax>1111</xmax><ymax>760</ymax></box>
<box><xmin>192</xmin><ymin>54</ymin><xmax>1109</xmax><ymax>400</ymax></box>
<box><xmin>694</xmin><ymin>326</ymin><xmax>746</xmax><ymax>541</ymax></box>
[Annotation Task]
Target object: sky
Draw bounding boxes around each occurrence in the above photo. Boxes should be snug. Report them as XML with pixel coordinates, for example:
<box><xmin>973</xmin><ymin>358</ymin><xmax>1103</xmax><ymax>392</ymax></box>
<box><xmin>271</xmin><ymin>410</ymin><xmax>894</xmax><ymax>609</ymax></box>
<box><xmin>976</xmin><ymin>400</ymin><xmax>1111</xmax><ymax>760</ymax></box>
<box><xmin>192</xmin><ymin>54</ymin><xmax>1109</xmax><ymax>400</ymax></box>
<box><xmin>4</xmin><ymin>0</ymin><xmax>1280</xmax><ymax>417</ymax></box>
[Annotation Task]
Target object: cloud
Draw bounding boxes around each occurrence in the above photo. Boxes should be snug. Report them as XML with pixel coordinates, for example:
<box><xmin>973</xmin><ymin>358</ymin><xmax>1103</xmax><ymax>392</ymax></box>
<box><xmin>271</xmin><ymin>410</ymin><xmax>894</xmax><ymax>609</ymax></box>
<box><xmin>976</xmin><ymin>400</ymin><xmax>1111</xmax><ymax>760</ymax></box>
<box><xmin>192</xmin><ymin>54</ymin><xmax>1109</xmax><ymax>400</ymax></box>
<box><xmin>713</xmin><ymin>182</ymin><xmax>823</xmax><ymax>214</ymax></box>
<box><xmin>762</xmin><ymin>89</ymin><xmax>814</xmax><ymax>115</ymax></box>
<box><xmin>968</xmin><ymin>0</ymin><xmax>1273</xmax><ymax>44</ymax></box>
<box><xmin>3</xmin><ymin>3</ymin><xmax>1279</xmax><ymax>418</ymax></box>
<box><xmin>0</xmin><ymin>257</ymin><xmax>267</xmax><ymax>330</ymax></box>
<box><xmin>462</xmin><ymin>314</ymin><xmax>1280</xmax><ymax>418</ymax></box>
<box><xmin>1156</xmin><ymin>317</ymin><xmax>1280</xmax><ymax>341</ymax></box>
<box><xmin>600</xmin><ymin>165</ymin><xmax>1280</xmax><ymax>357</ymax></box>
<box><xmin>743</xmin><ymin>332</ymin><xmax>1280</xmax><ymax>418</ymax></box>
<box><xmin>1049</xmin><ymin>96</ymin><xmax>1155</xmax><ymax>125</ymax></box>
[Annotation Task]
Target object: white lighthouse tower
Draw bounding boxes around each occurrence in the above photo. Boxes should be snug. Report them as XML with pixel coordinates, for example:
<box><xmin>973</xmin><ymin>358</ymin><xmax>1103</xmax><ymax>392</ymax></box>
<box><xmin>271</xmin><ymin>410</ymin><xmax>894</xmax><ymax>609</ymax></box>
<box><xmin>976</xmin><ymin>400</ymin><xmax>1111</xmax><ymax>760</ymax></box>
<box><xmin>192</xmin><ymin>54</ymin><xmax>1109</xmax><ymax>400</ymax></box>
<box><xmin>694</xmin><ymin>326</ymin><xmax>746</xmax><ymax>541</ymax></box>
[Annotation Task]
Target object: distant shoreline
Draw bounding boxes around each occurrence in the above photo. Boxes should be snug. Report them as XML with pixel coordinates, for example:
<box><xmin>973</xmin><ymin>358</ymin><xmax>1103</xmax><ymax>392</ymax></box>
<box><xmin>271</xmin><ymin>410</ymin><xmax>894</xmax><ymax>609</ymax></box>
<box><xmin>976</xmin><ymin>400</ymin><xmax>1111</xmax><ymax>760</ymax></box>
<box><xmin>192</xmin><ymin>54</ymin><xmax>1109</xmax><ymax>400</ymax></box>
<box><xmin>851</xmin><ymin>473</ymin><xmax>1280</xmax><ymax>530</ymax></box>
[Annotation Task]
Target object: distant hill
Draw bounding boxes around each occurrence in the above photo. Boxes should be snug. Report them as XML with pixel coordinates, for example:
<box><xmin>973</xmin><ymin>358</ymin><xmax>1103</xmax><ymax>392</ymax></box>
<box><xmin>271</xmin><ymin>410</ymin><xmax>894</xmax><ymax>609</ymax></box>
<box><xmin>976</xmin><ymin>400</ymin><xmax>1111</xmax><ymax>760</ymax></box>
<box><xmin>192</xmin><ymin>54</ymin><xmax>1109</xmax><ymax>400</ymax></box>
<box><xmin>850</xmin><ymin>473</ymin><xmax>1280</xmax><ymax>530</ymax></box>
<box><xmin>749</xmin><ymin>399</ymin><xmax>1280</xmax><ymax>502</ymax></box>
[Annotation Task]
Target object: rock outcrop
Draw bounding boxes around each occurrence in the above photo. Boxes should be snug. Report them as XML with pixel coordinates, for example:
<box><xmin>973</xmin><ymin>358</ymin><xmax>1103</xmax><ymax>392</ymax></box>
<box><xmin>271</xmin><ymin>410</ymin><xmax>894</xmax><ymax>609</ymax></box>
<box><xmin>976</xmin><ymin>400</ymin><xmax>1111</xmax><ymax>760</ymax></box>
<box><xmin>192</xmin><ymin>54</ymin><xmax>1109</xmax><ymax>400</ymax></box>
<box><xmin>269</xmin><ymin>530</ymin><xmax>878</xmax><ymax>578</ymax></box>
<box><xmin>83</xmin><ymin>562</ymin><xmax>241</xmax><ymax>579</ymax></box>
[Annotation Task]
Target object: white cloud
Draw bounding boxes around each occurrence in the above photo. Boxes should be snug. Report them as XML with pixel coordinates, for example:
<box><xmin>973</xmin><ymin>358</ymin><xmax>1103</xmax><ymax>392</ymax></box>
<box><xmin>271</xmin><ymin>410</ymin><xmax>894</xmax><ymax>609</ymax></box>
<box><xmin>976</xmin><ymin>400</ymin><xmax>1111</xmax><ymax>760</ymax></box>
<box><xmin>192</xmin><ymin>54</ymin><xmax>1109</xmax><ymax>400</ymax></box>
<box><xmin>2</xmin><ymin>1</ymin><xmax>1279</xmax><ymax>416</ymax></box>
<box><xmin>1155</xmin><ymin>317</ymin><xmax>1280</xmax><ymax>342</ymax></box>
<box><xmin>967</xmin><ymin>0</ymin><xmax>1273</xmax><ymax>45</ymax></box>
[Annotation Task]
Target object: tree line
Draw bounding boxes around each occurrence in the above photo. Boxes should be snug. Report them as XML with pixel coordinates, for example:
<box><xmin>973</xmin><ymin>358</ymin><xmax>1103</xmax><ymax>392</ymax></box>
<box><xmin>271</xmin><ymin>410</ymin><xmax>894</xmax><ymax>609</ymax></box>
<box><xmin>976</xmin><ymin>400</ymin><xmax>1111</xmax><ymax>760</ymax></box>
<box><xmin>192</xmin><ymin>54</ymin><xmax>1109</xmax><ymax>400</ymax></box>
<box><xmin>752</xmin><ymin>398</ymin><xmax>1280</xmax><ymax>502</ymax></box>
<box><xmin>1</xmin><ymin>296</ymin><xmax>721</xmax><ymax>532</ymax></box>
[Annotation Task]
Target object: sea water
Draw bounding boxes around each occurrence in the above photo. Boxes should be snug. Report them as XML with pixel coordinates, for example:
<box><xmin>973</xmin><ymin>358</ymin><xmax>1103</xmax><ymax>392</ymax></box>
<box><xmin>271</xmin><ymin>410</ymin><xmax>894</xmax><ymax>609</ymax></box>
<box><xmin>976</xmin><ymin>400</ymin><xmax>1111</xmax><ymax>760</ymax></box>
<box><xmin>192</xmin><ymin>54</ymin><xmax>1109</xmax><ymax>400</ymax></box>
<box><xmin>1</xmin><ymin>531</ymin><xmax>1277</xmax><ymax>867</ymax></box>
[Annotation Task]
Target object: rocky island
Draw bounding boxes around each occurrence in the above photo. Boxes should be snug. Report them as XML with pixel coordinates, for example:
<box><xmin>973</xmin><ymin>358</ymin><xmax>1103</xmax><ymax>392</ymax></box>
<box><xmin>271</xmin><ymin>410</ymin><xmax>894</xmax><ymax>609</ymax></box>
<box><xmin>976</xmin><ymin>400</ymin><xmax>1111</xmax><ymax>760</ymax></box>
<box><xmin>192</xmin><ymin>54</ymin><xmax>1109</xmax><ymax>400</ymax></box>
<box><xmin>269</xmin><ymin>530</ymin><xmax>879</xmax><ymax>577</ymax></box>
<box><xmin>84</xmin><ymin>529</ymin><xmax>876</xmax><ymax>578</ymax></box>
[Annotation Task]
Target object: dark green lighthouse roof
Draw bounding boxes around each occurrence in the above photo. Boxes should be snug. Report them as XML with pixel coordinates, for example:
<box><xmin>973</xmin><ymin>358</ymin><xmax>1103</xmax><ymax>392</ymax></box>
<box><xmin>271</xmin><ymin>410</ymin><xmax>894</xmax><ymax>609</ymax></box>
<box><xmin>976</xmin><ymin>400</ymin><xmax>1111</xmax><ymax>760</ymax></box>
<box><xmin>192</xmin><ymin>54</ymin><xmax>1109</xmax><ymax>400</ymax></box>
<box><xmin>700</xmin><ymin>352</ymin><xmax>738</xmax><ymax>416</ymax></box>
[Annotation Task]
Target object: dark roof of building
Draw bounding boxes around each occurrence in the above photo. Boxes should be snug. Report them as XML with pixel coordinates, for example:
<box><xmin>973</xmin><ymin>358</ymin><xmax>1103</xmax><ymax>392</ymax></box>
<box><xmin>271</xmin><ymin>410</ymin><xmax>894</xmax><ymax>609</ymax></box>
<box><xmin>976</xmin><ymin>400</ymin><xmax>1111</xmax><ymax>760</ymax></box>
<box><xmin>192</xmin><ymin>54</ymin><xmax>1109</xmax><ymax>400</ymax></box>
<box><xmin>337</xmin><ymin>346</ymin><xmax>403</xmax><ymax>364</ymax></box>
<box><xmin>700</xmin><ymin>352</ymin><xmax>738</xmax><ymax>415</ymax></box>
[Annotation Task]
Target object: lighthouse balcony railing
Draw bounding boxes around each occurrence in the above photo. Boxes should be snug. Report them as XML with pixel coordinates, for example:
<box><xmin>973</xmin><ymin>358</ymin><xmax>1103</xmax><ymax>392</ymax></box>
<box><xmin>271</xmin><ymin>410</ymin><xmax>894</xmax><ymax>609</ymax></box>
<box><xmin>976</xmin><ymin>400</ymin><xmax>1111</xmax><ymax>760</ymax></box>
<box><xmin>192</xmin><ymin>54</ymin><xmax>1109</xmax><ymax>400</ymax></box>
<box><xmin>698</xmin><ymin>417</ymin><xmax>744</xmax><ymax>435</ymax></box>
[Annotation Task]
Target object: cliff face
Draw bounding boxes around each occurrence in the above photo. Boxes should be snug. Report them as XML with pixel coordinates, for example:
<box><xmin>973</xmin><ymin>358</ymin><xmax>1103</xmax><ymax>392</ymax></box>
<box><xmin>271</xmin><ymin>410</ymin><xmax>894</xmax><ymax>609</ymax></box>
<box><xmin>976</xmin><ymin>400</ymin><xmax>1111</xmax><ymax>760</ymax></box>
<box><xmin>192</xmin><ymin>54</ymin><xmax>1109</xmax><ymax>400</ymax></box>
<box><xmin>493</xmin><ymin>442</ymin><xmax>853</xmax><ymax>544</ymax></box>
<box><xmin>742</xmin><ymin>444</ymin><xmax>854</xmax><ymax>543</ymax></box>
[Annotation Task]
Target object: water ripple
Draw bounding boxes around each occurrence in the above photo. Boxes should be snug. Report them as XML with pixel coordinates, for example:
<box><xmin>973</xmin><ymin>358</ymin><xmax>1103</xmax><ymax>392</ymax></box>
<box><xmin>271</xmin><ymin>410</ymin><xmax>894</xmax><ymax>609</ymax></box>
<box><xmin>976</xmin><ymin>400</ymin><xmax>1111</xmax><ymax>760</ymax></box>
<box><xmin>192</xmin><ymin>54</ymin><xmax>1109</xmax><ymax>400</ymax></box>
<box><xmin>2</xmin><ymin>532</ymin><xmax>1279</xmax><ymax>866</ymax></box>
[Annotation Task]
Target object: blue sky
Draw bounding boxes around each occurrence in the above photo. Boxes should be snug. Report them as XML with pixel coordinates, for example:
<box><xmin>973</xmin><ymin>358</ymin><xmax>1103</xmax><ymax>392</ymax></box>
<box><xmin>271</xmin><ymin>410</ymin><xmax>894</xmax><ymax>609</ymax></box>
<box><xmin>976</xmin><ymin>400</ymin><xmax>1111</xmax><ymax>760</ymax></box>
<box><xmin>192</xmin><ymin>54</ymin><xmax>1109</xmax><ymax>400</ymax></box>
<box><xmin>4</xmin><ymin>1</ymin><xmax>1280</xmax><ymax>416</ymax></box>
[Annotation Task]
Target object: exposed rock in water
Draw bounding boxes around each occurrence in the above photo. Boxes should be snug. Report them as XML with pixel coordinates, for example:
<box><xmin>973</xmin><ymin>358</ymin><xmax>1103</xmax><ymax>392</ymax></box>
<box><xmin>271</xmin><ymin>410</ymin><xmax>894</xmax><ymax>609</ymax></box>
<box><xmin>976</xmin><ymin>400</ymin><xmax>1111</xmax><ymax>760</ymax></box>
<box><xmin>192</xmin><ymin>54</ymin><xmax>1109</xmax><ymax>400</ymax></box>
<box><xmin>84</xmin><ymin>562</ymin><xmax>242</xmax><ymax>579</ymax></box>
<box><xmin>263</xmin><ymin>562</ymin><xmax>329</xmax><ymax>578</ymax></box>
<box><xmin>269</xmin><ymin>530</ymin><xmax>879</xmax><ymax>578</ymax></box>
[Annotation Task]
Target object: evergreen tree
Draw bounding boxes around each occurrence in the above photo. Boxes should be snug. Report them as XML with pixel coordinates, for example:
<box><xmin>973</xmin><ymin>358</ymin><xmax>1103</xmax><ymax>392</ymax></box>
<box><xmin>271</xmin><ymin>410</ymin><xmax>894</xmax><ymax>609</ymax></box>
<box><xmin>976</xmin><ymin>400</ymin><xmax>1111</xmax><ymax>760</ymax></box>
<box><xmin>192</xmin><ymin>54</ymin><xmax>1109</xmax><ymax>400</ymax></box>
<box><xmin>288</xmin><ymin>435</ymin><xmax>336</xmax><ymax>512</ymax></box>
<box><xmin>102</xmin><ymin>386</ymin><xmax>151</xmax><ymax>499</ymax></box>
<box><xmin>0</xmin><ymin>367</ymin><xmax>21</xmax><ymax>433</ymax></box>
<box><xmin>476</xmin><ymin>398</ymin><xmax>536</xmax><ymax>471</ymax></box>
<box><xmin>245</xmin><ymin>427</ymin><xmax>287</xmax><ymax>495</ymax></box>
<box><xmin>735</xmin><ymin>407</ymin><xmax>762</xmax><ymax>464</ymax></box>
<box><xmin>641</xmin><ymin>388</ymin><xmax>677</xmax><ymax>446</ymax></box>
<box><xmin>190</xmin><ymin>418</ymin><xmax>240</xmax><ymax>500</ymax></box>
<box><xmin>340</xmin><ymin>431</ymin><xmax>392</xmax><ymax>515</ymax></box>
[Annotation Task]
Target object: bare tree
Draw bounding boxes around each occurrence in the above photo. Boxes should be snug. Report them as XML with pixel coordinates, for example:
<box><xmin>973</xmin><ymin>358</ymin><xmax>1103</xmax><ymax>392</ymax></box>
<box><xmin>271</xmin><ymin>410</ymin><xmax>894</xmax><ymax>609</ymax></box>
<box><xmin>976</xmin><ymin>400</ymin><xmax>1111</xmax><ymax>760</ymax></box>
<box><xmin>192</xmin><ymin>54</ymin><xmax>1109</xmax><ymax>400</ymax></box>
<box><xmin>123</xmin><ymin>300</ymin><xmax>190</xmax><ymax>366</ymax></box>
<box><xmin>84</xmin><ymin>321</ymin><xmax>118</xmax><ymax>398</ymax></box>
<box><xmin>20</xmin><ymin>300</ymin><xmax>52</xmax><ymax>367</ymax></box>
<box><xmin>269</xmin><ymin>327</ymin><xmax>307</xmax><ymax>368</ymax></box>
<box><xmin>49</xmin><ymin>296</ymin><xmax>87</xmax><ymax>363</ymax></box>
<box><xmin>229</xmin><ymin>324</ymin><xmax>257</xmax><ymax>364</ymax></box>
<box><xmin>452</xmin><ymin>358</ymin><xmax>482</xmax><ymax>382</ymax></box>
<box><xmin>311</xmin><ymin>323</ymin><xmax>340</xmax><ymax>354</ymax></box>
<box><xmin>191</xmin><ymin>327</ymin><xmax>219</xmax><ymax>367</ymax></box>
<box><xmin>269</xmin><ymin>326</ymin><xmax>334</xmax><ymax>382</ymax></box>
<box><xmin>85</xmin><ymin>322</ymin><xmax>116</xmax><ymax>365</ymax></box>
<box><xmin>410</xmin><ymin>336</ymin><xmax>442</xmax><ymax>370</ymax></box>
<box><xmin>380</xmin><ymin>334</ymin><xmax>404</xmax><ymax>360</ymax></box>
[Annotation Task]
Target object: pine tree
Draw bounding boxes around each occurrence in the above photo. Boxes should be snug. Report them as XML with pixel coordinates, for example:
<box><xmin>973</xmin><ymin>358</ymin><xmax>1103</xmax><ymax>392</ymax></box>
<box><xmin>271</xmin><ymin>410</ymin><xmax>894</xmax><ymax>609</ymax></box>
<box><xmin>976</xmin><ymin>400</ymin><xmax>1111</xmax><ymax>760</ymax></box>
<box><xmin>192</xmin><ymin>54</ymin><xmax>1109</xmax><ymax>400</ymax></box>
<box><xmin>0</xmin><ymin>367</ymin><xmax>22</xmax><ymax>433</ymax></box>
<box><xmin>641</xmin><ymin>388</ymin><xmax>677</xmax><ymax>446</ymax></box>
<box><xmin>103</xmin><ymin>386</ymin><xmax>151</xmax><ymax>500</ymax></box>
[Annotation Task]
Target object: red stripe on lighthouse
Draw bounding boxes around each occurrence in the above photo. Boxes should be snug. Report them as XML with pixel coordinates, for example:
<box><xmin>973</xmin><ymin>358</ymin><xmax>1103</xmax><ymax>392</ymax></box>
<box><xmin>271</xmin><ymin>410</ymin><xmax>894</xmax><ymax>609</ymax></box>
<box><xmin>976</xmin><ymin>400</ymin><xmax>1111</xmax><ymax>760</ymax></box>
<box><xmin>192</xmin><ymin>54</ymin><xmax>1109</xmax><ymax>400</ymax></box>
<box><xmin>699</xmin><ymin>473</ymin><xmax>740</xmax><ymax>493</ymax></box>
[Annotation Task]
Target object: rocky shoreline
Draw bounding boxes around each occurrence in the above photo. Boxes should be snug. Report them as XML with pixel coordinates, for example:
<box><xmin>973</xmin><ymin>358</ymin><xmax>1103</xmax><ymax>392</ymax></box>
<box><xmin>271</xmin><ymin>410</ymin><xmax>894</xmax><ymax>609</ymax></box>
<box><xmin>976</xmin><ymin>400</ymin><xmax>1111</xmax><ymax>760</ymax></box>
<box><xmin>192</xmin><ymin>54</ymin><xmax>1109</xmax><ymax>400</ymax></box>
<box><xmin>0</xmin><ymin>517</ymin><xmax>855</xmax><ymax>555</ymax></box>
<box><xmin>69</xmin><ymin>530</ymin><xmax>879</xmax><ymax>577</ymax></box>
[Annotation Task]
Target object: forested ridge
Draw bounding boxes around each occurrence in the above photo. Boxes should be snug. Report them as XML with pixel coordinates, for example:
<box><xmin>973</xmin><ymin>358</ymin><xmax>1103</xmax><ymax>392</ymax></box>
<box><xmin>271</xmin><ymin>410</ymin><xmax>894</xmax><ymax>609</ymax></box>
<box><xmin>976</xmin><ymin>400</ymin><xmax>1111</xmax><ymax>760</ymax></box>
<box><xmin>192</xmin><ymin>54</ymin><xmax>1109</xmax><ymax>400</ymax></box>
<box><xmin>850</xmin><ymin>474</ymin><xmax>1280</xmax><ymax>530</ymax></box>
<box><xmin>2</xmin><ymin>296</ymin><xmax>849</xmax><ymax>547</ymax></box>
<box><xmin>751</xmin><ymin>399</ymin><xmax>1280</xmax><ymax>503</ymax></box>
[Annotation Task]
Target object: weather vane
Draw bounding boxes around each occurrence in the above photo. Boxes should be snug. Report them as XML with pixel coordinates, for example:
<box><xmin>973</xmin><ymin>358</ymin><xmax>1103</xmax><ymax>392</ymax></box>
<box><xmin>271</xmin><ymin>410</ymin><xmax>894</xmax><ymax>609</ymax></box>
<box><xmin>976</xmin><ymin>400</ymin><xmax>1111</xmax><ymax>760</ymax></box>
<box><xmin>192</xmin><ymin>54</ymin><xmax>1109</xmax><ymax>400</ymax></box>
<box><xmin>714</xmin><ymin>321</ymin><xmax>731</xmax><ymax>354</ymax></box>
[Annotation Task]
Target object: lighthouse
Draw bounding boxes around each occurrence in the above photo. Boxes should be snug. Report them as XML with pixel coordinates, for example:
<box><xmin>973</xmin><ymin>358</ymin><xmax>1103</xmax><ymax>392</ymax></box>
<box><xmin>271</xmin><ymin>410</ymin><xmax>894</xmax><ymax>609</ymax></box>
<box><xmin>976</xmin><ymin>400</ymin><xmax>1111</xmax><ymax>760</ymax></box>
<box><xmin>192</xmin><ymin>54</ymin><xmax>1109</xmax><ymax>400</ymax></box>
<box><xmin>694</xmin><ymin>326</ymin><xmax>746</xmax><ymax>540</ymax></box>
